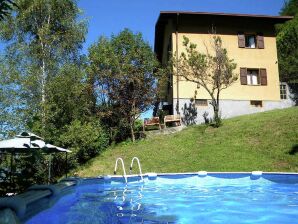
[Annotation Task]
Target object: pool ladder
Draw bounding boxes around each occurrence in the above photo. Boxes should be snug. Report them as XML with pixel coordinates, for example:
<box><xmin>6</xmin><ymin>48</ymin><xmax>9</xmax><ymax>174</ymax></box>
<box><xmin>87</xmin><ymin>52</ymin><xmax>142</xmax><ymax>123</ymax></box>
<box><xmin>130</xmin><ymin>157</ymin><xmax>144</xmax><ymax>182</ymax></box>
<box><xmin>113</xmin><ymin>157</ymin><xmax>144</xmax><ymax>183</ymax></box>
<box><xmin>114</xmin><ymin>158</ymin><xmax>127</xmax><ymax>183</ymax></box>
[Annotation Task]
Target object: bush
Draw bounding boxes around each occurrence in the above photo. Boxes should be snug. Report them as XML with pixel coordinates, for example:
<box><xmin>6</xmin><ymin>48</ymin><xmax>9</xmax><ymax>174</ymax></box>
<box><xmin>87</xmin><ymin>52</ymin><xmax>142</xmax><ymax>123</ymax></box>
<box><xmin>157</xmin><ymin>109</ymin><xmax>166</xmax><ymax>124</ymax></box>
<box><xmin>202</xmin><ymin>111</ymin><xmax>210</xmax><ymax>124</ymax></box>
<box><xmin>59</xmin><ymin>119</ymin><xmax>109</xmax><ymax>166</ymax></box>
<box><xmin>134</xmin><ymin>119</ymin><xmax>143</xmax><ymax>132</ymax></box>
<box><xmin>0</xmin><ymin>152</ymin><xmax>48</xmax><ymax>196</ymax></box>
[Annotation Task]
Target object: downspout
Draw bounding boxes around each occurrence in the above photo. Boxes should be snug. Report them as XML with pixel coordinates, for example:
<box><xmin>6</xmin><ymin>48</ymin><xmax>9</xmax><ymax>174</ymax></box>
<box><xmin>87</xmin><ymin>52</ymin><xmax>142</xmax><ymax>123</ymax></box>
<box><xmin>175</xmin><ymin>13</ymin><xmax>180</xmax><ymax>114</ymax></box>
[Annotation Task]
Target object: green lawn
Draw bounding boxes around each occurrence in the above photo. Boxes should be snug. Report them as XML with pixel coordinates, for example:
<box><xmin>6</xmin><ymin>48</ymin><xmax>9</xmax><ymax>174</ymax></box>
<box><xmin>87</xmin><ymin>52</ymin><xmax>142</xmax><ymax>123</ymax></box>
<box><xmin>75</xmin><ymin>107</ymin><xmax>298</xmax><ymax>177</ymax></box>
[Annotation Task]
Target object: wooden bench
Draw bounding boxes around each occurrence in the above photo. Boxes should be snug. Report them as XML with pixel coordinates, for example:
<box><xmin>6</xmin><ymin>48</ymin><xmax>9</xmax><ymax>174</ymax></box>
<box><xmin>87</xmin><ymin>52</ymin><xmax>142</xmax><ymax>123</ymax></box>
<box><xmin>143</xmin><ymin>117</ymin><xmax>161</xmax><ymax>131</ymax></box>
<box><xmin>164</xmin><ymin>114</ymin><xmax>182</xmax><ymax>127</ymax></box>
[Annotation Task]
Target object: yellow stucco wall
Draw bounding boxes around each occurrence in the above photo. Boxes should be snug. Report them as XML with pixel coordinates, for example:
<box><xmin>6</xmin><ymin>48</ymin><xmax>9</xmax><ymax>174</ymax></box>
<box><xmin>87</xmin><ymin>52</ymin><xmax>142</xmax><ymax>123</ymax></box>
<box><xmin>171</xmin><ymin>32</ymin><xmax>281</xmax><ymax>101</ymax></box>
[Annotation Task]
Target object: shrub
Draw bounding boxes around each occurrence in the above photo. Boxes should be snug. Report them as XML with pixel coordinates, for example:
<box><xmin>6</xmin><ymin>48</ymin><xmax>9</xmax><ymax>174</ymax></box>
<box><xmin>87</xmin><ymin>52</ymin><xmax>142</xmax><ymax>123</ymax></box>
<box><xmin>202</xmin><ymin>111</ymin><xmax>210</xmax><ymax>124</ymax></box>
<box><xmin>59</xmin><ymin>119</ymin><xmax>109</xmax><ymax>166</ymax></box>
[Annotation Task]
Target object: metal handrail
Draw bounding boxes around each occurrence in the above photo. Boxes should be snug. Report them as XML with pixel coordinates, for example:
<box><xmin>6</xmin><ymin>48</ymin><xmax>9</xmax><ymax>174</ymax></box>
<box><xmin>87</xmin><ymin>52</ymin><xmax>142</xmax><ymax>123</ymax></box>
<box><xmin>114</xmin><ymin>158</ymin><xmax>127</xmax><ymax>183</ymax></box>
<box><xmin>129</xmin><ymin>157</ymin><xmax>144</xmax><ymax>182</ymax></box>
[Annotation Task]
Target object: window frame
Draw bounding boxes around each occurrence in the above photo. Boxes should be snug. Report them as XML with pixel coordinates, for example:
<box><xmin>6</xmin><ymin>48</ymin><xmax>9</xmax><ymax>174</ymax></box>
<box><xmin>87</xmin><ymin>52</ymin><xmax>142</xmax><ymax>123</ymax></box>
<box><xmin>195</xmin><ymin>99</ymin><xmax>208</xmax><ymax>107</ymax></box>
<box><xmin>250</xmin><ymin>100</ymin><xmax>263</xmax><ymax>107</ymax></box>
<box><xmin>245</xmin><ymin>34</ymin><xmax>257</xmax><ymax>49</ymax></box>
<box><xmin>238</xmin><ymin>32</ymin><xmax>264</xmax><ymax>49</ymax></box>
<box><xmin>280</xmin><ymin>84</ymin><xmax>287</xmax><ymax>100</ymax></box>
<box><xmin>246</xmin><ymin>68</ymin><xmax>260</xmax><ymax>86</ymax></box>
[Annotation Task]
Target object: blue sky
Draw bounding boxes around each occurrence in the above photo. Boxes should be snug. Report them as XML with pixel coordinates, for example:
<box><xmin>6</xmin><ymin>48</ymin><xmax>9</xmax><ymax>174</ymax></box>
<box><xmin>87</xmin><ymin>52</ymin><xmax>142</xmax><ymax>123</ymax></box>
<box><xmin>77</xmin><ymin>0</ymin><xmax>285</xmax><ymax>118</ymax></box>
<box><xmin>0</xmin><ymin>0</ymin><xmax>286</xmax><ymax>119</ymax></box>
<box><xmin>78</xmin><ymin>0</ymin><xmax>285</xmax><ymax>52</ymax></box>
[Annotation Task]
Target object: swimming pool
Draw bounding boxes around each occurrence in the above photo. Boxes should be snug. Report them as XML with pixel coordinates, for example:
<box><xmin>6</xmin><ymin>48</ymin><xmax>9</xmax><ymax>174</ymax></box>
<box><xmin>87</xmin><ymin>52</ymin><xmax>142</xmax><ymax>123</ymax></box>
<box><xmin>24</xmin><ymin>173</ymin><xmax>298</xmax><ymax>224</ymax></box>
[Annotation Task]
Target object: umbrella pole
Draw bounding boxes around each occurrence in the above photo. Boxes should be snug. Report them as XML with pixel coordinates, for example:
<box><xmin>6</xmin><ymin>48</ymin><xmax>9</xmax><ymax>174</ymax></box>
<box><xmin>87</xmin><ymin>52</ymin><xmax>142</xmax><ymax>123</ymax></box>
<box><xmin>65</xmin><ymin>152</ymin><xmax>68</xmax><ymax>178</ymax></box>
<box><xmin>48</xmin><ymin>154</ymin><xmax>52</xmax><ymax>184</ymax></box>
<box><xmin>10</xmin><ymin>152</ymin><xmax>13</xmax><ymax>191</ymax></box>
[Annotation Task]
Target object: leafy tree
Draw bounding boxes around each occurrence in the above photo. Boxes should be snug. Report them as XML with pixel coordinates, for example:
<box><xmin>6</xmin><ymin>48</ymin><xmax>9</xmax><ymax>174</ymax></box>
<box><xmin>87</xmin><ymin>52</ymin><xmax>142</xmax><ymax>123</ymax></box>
<box><xmin>280</xmin><ymin>0</ymin><xmax>298</xmax><ymax>16</ymax></box>
<box><xmin>172</xmin><ymin>36</ymin><xmax>237</xmax><ymax>127</ymax></box>
<box><xmin>88</xmin><ymin>29</ymin><xmax>161</xmax><ymax>142</ymax></box>
<box><xmin>28</xmin><ymin>63</ymin><xmax>92</xmax><ymax>142</ymax></box>
<box><xmin>276</xmin><ymin>0</ymin><xmax>298</xmax><ymax>105</ymax></box>
<box><xmin>277</xmin><ymin>0</ymin><xmax>298</xmax><ymax>83</ymax></box>
<box><xmin>0</xmin><ymin>58</ymin><xmax>25</xmax><ymax>138</ymax></box>
<box><xmin>0</xmin><ymin>0</ymin><xmax>93</xmax><ymax>192</ymax></box>
<box><xmin>0</xmin><ymin>0</ymin><xmax>87</xmax><ymax>135</ymax></box>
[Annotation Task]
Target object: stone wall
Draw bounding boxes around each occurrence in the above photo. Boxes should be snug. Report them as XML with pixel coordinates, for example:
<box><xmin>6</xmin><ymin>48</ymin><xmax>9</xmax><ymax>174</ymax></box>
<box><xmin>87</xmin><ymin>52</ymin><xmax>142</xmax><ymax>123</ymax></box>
<box><xmin>174</xmin><ymin>98</ymin><xmax>295</xmax><ymax>125</ymax></box>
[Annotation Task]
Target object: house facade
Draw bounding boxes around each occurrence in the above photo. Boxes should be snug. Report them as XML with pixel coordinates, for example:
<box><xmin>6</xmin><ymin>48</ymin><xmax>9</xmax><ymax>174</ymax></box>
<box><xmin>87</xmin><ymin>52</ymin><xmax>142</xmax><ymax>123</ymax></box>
<box><xmin>154</xmin><ymin>11</ymin><xmax>295</xmax><ymax>124</ymax></box>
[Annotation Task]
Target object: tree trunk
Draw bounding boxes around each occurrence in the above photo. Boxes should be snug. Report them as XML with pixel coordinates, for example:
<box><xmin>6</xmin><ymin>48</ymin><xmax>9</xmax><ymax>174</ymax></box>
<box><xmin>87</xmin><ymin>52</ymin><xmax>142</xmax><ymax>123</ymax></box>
<box><xmin>130</xmin><ymin>99</ymin><xmax>136</xmax><ymax>142</ymax></box>
<box><xmin>214</xmin><ymin>104</ymin><xmax>219</xmax><ymax>120</ymax></box>
<box><xmin>41</xmin><ymin>51</ymin><xmax>46</xmax><ymax>133</ymax></box>
<box><xmin>212</xmin><ymin>98</ymin><xmax>221</xmax><ymax>127</ymax></box>
<box><xmin>130</xmin><ymin>119</ymin><xmax>135</xmax><ymax>142</ymax></box>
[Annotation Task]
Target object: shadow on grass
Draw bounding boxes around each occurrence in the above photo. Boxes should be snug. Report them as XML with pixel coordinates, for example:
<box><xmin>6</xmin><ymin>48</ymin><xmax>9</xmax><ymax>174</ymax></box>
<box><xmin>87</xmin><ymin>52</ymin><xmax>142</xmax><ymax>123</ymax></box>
<box><xmin>288</xmin><ymin>144</ymin><xmax>298</xmax><ymax>155</ymax></box>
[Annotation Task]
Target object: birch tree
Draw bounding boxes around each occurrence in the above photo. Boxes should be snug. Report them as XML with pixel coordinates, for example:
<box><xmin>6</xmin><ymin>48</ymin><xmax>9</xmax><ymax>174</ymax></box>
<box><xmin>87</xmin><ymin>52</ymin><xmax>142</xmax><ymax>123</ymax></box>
<box><xmin>0</xmin><ymin>0</ymin><xmax>86</xmax><ymax>135</ymax></box>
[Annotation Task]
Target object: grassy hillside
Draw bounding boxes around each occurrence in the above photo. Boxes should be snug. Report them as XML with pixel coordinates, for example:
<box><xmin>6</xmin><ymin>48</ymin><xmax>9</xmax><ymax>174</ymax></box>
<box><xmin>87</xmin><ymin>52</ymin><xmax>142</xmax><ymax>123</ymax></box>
<box><xmin>75</xmin><ymin>107</ymin><xmax>298</xmax><ymax>176</ymax></box>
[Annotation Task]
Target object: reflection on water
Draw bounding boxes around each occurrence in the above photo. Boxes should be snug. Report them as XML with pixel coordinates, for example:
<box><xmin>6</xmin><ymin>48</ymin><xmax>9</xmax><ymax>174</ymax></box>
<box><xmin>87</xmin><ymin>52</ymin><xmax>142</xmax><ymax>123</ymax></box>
<box><xmin>69</xmin><ymin>183</ymin><xmax>178</xmax><ymax>223</ymax></box>
<box><xmin>26</xmin><ymin>175</ymin><xmax>298</xmax><ymax>224</ymax></box>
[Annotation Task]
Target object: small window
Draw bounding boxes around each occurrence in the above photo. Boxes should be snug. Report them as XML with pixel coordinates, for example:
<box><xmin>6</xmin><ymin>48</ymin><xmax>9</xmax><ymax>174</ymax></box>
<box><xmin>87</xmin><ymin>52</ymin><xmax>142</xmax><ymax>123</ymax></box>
<box><xmin>280</xmin><ymin>84</ymin><xmax>287</xmax><ymax>99</ymax></box>
<box><xmin>245</xmin><ymin>35</ymin><xmax>256</xmax><ymax>48</ymax></box>
<box><xmin>247</xmin><ymin>69</ymin><xmax>260</xmax><ymax>85</ymax></box>
<box><xmin>250</xmin><ymin>100</ymin><xmax>262</xmax><ymax>107</ymax></box>
<box><xmin>238</xmin><ymin>33</ymin><xmax>264</xmax><ymax>49</ymax></box>
<box><xmin>195</xmin><ymin>99</ymin><xmax>208</xmax><ymax>106</ymax></box>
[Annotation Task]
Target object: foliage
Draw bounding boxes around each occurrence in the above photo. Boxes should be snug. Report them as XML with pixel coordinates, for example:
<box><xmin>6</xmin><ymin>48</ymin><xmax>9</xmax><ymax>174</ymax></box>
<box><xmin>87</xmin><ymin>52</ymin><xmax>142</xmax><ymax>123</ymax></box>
<box><xmin>202</xmin><ymin>111</ymin><xmax>210</xmax><ymax>124</ymax></box>
<box><xmin>75</xmin><ymin>107</ymin><xmax>298</xmax><ymax>176</ymax></box>
<box><xmin>0</xmin><ymin>0</ymin><xmax>16</xmax><ymax>20</ymax></box>
<box><xmin>0</xmin><ymin>0</ymin><xmax>87</xmax><ymax>136</ymax></box>
<box><xmin>0</xmin><ymin>57</ymin><xmax>25</xmax><ymax>138</ymax></box>
<box><xmin>28</xmin><ymin>63</ymin><xmax>92</xmax><ymax>142</ymax></box>
<box><xmin>15</xmin><ymin>151</ymin><xmax>48</xmax><ymax>190</ymax></box>
<box><xmin>59</xmin><ymin>119</ymin><xmax>109</xmax><ymax>167</ymax></box>
<box><xmin>280</xmin><ymin>0</ymin><xmax>298</xmax><ymax>16</ymax></box>
<box><xmin>0</xmin><ymin>151</ymin><xmax>48</xmax><ymax>196</ymax></box>
<box><xmin>157</xmin><ymin>109</ymin><xmax>167</xmax><ymax>124</ymax></box>
<box><xmin>182</xmin><ymin>98</ymin><xmax>197</xmax><ymax>126</ymax></box>
<box><xmin>276</xmin><ymin>19</ymin><xmax>298</xmax><ymax>83</ymax></box>
<box><xmin>134</xmin><ymin>119</ymin><xmax>144</xmax><ymax>132</ymax></box>
<box><xmin>172</xmin><ymin>36</ymin><xmax>237</xmax><ymax>127</ymax></box>
<box><xmin>0</xmin><ymin>0</ymin><xmax>99</xmax><ymax>194</ymax></box>
<box><xmin>88</xmin><ymin>29</ymin><xmax>162</xmax><ymax>142</ymax></box>
<box><xmin>277</xmin><ymin>0</ymin><xmax>298</xmax><ymax>83</ymax></box>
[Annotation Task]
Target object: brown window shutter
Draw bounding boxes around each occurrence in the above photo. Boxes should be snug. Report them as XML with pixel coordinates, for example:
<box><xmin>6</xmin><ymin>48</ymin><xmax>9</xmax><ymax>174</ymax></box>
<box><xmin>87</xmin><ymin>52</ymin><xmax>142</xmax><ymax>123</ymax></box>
<box><xmin>257</xmin><ymin>33</ymin><xmax>264</xmax><ymax>49</ymax></box>
<box><xmin>240</xmin><ymin>68</ymin><xmax>247</xmax><ymax>85</ymax></box>
<box><xmin>238</xmin><ymin>33</ymin><xmax>245</xmax><ymax>48</ymax></box>
<box><xmin>260</xmin><ymin>68</ymin><xmax>267</xmax><ymax>85</ymax></box>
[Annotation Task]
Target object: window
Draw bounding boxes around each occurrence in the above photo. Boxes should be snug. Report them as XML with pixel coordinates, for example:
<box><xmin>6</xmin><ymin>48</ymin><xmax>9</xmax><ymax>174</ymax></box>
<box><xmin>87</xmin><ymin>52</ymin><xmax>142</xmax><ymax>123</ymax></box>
<box><xmin>195</xmin><ymin>99</ymin><xmax>208</xmax><ymax>106</ymax></box>
<box><xmin>280</xmin><ymin>84</ymin><xmax>287</xmax><ymax>99</ymax></box>
<box><xmin>238</xmin><ymin>33</ymin><xmax>264</xmax><ymax>49</ymax></box>
<box><xmin>250</xmin><ymin>100</ymin><xmax>262</xmax><ymax>107</ymax></box>
<box><xmin>240</xmin><ymin>68</ymin><xmax>267</xmax><ymax>86</ymax></box>
<box><xmin>245</xmin><ymin>35</ymin><xmax>256</xmax><ymax>48</ymax></box>
<box><xmin>247</xmin><ymin>69</ymin><xmax>260</xmax><ymax>85</ymax></box>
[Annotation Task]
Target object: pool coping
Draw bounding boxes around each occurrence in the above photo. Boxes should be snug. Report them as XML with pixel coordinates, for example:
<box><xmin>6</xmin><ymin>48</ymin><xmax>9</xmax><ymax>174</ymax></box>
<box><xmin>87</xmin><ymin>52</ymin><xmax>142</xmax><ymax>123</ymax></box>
<box><xmin>1</xmin><ymin>171</ymin><xmax>298</xmax><ymax>223</ymax></box>
<box><xmin>102</xmin><ymin>171</ymin><xmax>298</xmax><ymax>178</ymax></box>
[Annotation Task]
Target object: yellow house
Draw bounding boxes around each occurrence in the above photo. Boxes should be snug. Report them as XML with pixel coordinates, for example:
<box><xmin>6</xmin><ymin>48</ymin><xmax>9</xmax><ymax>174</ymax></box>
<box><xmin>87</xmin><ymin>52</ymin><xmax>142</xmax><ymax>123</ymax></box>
<box><xmin>154</xmin><ymin>11</ymin><xmax>294</xmax><ymax>123</ymax></box>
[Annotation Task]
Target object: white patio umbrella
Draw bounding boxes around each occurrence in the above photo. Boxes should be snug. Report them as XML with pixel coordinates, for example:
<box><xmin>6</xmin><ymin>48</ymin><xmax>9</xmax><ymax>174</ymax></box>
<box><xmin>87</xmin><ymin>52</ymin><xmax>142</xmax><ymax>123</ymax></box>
<box><xmin>0</xmin><ymin>131</ymin><xmax>70</xmax><ymax>153</ymax></box>
<box><xmin>0</xmin><ymin>131</ymin><xmax>71</xmax><ymax>184</ymax></box>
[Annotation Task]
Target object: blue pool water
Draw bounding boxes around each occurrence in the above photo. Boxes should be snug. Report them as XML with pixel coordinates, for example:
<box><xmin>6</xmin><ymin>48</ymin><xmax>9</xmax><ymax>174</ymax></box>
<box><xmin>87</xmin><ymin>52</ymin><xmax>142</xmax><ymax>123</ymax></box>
<box><xmin>26</xmin><ymin>173</ymin><xmax>298</xmax><ymax>224</ymax></box>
